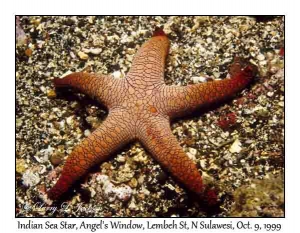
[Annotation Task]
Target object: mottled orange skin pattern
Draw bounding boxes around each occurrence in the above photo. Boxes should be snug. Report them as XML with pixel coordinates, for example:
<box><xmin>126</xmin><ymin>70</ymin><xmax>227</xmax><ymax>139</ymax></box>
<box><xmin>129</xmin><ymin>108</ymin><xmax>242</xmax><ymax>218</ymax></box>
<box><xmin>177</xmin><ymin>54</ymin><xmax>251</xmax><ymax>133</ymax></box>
<box><xmin>48</xmin><ymin>30</ymin><xmax>257</xmax><ymax>201</ymax></box>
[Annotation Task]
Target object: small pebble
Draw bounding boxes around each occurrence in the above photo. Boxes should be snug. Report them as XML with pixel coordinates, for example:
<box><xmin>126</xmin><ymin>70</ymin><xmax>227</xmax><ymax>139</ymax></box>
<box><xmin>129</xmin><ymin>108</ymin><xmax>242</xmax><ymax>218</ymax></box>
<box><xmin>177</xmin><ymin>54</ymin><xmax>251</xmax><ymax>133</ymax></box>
<box><xmin>116</xmin><ymin>155</ymin><xmax>126</xmax><ymax>163</ymax></box>
<box><xmin>47</xmin><ymin>89</ymin><xmax>57</xmax><ymax>99</ymax></box>
<box><xmin>40</xmin><ymin>86</ymin><xmax>46</xmax><ymax>93</ymax></box>
<box><xmin>90</xmin><ymin>48</ymin><xmax>102</xmax><ymax>55</ymax></box>
<box><xmin>25</xmin><ymin>48</ymin><xmax>33</xmax><ymax>57</ymax></box>
<box><xmin>187</xmin><ymin>147</ymin><xmax>198</xmax><ymax>160</ymax></box>
<box><xmin>113</xmin><ymin>70</ymin><xmax>123</xmax><ymax>79</ymax></box>
<box><xmin>229</xmin><ymin>138</ymin><xmax>242</xmax><ymax>153</ymax></box>
<box><xmin>128</xmin><ymin>198</ymin><xmax>137</xmax><ymax>210</ymax></box>
<box><xmin>77</xmin><ymin>51</ymin><xmax>89</xmax><ymax>60</ymax></box>
<box><xmin>22</xmin><ymin>168</ymin><xmax>41</xmax><ymax>187</ymax></box>
<box><xmin>128</xmin><ymin>178</ymin><xmax>138</xmax><ymax>188</ymax></box>
<box><xmin>40</xmin><ymin>112</ymin><xmax>49</xmax><ymax>120</ymax></box>
<box><xmin>255</xmin><ymin>107</ymin><xmax>269</xmax><ymax>118</ymax></box>
<box><xmin>191</xmin><ymin>76</ymin><xmax>206</xmax><ymax>83</ymax></box>
<box><xmin>87</xmin><ymin>16</ymin><xmax>95</xmax><ymax>24</ymax></box>
<box><xmin>213</xmin><ymin>72</ymin><xmax>220</xmax><ymax>79</ymax></box>
<box><xmin>82</xmin><ymin>48</ymin><xmax>102</xmax><ymax>55</ymax></box>
<box><xmin>16</xmin><ymin>118</ymin><xmax>23</xmax><ymax>128</ymax></box>
<box><xmin>278</xmin><ymin>101</ymin><xmax>284</xmax><ymax>107</ymax></box>
<box><xmin>16</xmin><ymin>159</ymin><xmax>26</xmax><ymax>174</ymax></box>
<box><xmin>66</xmin><ymin>116</ymin><xmax>74</xmax><ymax>126</ymax></box>
<box><xmin>257</xmin><ymin>54</ymin><xmax>265</xmax><ymax>61</ymax></box>
<box><xmin>84</xmin><ymin>129</ymin><xmax>91</xmax><ymax>137</ymax></box>
<box><xmin>50</xmin><ymin>153</ymin><xmax>64</xmax><ymax>166</ymax></box>
<box><xmin>199</xmin><ymin>160</ymin><xmax>207</xmax><ymax>170</ymax></box>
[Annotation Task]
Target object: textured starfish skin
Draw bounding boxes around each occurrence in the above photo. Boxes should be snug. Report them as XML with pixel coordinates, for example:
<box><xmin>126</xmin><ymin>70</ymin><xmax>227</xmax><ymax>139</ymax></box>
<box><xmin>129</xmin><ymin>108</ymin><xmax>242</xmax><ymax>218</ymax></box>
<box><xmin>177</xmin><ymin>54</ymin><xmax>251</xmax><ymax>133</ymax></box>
<box><xmin>48</xmin><ymin>30</ymin><xmax>257</xmax><ymax>201</ymax></box>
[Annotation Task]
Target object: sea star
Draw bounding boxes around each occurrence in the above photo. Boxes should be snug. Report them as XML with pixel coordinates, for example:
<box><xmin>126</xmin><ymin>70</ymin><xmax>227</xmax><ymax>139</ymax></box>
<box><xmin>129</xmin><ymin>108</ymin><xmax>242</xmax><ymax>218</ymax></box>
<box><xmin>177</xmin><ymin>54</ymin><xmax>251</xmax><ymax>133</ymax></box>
<box><xmin>48</xmin><ymin>29</ymin><xmax>257</xmax><ymax>204</ymax></box>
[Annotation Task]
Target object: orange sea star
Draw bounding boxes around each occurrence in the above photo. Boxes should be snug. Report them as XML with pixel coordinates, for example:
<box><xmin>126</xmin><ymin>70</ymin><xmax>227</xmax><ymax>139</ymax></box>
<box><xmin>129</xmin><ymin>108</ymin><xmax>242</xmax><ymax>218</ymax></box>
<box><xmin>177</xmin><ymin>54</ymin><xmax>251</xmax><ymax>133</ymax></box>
<box><xmin>48</xmin><ymin>29</ymin><xmax>257</xmax><ymax>204</ymax></box>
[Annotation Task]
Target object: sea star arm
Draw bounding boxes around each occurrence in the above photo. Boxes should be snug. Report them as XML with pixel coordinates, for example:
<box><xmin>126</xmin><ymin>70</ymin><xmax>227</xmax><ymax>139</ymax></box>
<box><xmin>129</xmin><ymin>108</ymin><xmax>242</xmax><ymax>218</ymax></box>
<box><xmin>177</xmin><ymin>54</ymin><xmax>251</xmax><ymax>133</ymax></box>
<box><xmin>47</xmin><ymin>108</ymin><xmax>134</xmax><ymax>200</ymax></box>
<box><xmin>162</xmin><ymin>63</ymin><xmax>257</xmax><ymax>118</ymax></box>
<box><xmin>53</xmin><ymin>72</ymin><xmax>126</xmax><ymax>108</ymax></box>
<box><xmin>137</xmin><ymin>117</ymin><xmax>204</xmax><ymax>195</ymax></box>
<box><xmin>126</xmin><ymin>30</ymin><xmax>170</xmax><ymax>86</ymax></box>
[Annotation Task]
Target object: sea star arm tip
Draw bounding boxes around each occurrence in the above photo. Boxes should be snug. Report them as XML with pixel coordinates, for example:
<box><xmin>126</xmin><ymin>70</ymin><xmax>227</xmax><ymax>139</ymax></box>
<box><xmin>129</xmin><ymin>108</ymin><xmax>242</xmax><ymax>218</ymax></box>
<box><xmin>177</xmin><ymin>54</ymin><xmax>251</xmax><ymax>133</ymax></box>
<box><xmin>152</xmin><ymin>28</ymin><xmax>167</xmax><ymax>38</ymax></box>
<box><xmin>163</xmin><ymin>59</ymin><xmax>258</xmax><ymax>118</ymax></box>
<box><xmin>126</xmin><ymin>30</ymin><xmax>170</xmax><ymax>85</ymax></box>
<box><xmin>53</xmin><ymin>72</ymin><xmax>126</xmax><ymax>108</ymax></box>
<box><xmin>138</xmin><ymin>117</ymin><xmax>204</xmax><ymax>195</ymax></box>
<box><xmin>47</xmin><ymin>108</ymin><xmax>134</xmax><ymax>200</ymax></box>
